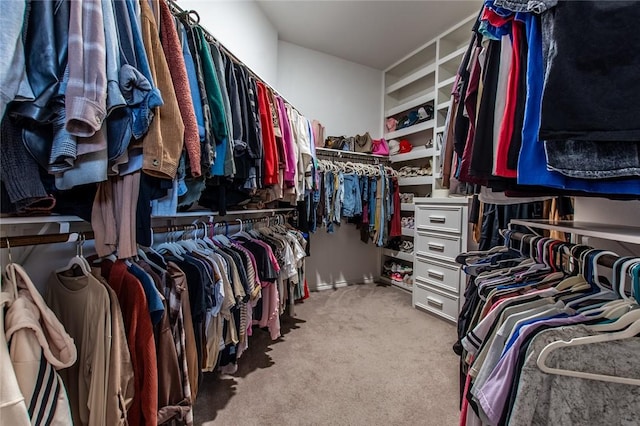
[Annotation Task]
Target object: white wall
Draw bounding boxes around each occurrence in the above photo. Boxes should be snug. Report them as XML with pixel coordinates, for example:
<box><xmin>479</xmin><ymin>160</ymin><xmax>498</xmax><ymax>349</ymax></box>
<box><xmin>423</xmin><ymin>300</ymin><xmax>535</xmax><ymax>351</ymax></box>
<box><xmin>574</xmin><ymin>197</ymin><xmax>640</xmax><ymax>255</ymax></box>
<box><xmin>178</xmin><ymin>0</ymin><xmax>279</xmax><ymax>85</ymax></box>
<box><xmin>277</xmin><ymin>40</ymin><xmax>384</xmax><ymax>137</ymax></box>
<box><xmin>277</xmin><ymin>40</ymin><xmax>384</xmax><ymax>290</ymax></box>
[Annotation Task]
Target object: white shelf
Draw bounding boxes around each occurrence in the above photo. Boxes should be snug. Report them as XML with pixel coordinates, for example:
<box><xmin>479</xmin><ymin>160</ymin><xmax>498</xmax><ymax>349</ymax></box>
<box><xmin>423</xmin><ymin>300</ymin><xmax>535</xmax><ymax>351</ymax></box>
<box><xmin>379</xmin><ymin>276</ymin><xmax>413</xmax><ymax>292</ymax></box>
<box><xmin>401</xmin><ymin>203</ymin><xmax>415</xmax><ymax>212</ymax></box>
<box><xmin>385</xmin><ymin>92</ymin><xmax>436</xmax><ymax>117</ymax></box>
<box><xmin>386</xmin><ymin>63</ymin><xmax>437</xmax><ymax>94</ymax></box>
<box><xmin>437</xmin><ymin>76</ymin><xmax>456</xmax><ymax>89</ymax></box>
<box><xmin>382</xmin><ymin>248</ymin><xmax>414</xmax><ymax>262</ymax></box>
<box><xmin>509</xmin><ymin>220</ymin><xmax>640</xmax><ymax>246</ymax></box>
<box><xmin>0</xmin><ymin>215</ymin><xmax>86</xmax><ymax>226</ymax></box>
<box><xmin>315</xmin><ymin>147</ymin><xmax>389</xmax><ymax>160</ymax></box>
<box><xmin>439</xmin><ymin>46</ymin><xmax>467</xmax><ymax>65</ymax></box>
<box><xmin>385</xmin><ymin>119</ymin><xmax>435</xmax><ymax>139</ymax></box>
<box><xmin>402</xmin><ymin>228</ymin><xmax>415</xmax><ymax>237</ymax></box>
<box><xmin>390</xmin><ymin>146</ymin><xmax>435</xmax><ymax>163</ymax></box>
<box><xmin>151</xmin><ymin>208</ymin><xmax>295</xmax><ymax>219</ymax></box>
<box><xmin>435</xmin><ymin>126</ymin><xmax>446</xmax><ymax>134</ymax></box>
<box><xmin>437</xmin><ymin>100</ymin><xmax>452</xmax><ymax>111</ymax></box>
<box><xmin>398</xmin><ymin>176</ymin><xmax>434</xmax><ymax>186</ymax></box>
<box><xmin>0</xmin><ymin>208</ymin><xmax>298</xmax><ymax>227</ymax></box>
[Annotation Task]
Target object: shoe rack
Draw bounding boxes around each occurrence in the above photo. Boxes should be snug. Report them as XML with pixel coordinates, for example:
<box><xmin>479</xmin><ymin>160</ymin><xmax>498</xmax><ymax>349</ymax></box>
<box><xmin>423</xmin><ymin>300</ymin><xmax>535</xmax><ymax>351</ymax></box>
<box><xmin>380</xmin><ymin>13</ymin><xmax>476</xmax><ymax>294</ymax></box>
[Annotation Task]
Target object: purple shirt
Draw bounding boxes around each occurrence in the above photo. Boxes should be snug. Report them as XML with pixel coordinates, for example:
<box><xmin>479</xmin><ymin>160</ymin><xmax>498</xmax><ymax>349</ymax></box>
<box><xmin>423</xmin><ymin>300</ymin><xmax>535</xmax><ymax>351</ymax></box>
<box><xmin>476</xmin><ymin>314</ymin><xmax>588</xmax><ymax>425</ymax></box>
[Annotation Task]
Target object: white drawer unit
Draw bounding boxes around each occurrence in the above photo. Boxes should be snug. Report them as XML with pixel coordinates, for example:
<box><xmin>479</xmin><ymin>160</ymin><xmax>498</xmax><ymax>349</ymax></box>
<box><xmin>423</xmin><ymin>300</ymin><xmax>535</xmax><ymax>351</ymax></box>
<box><xmin>414</xmin><ymin>255</ymin><xmax>462</xmax><ymax>293</ymax></box>
<box><xmin>415</xmin><ymin>231</ymin><xmax>461</xmax><ymax>263</ymax></box>
<box><xmin>415</xmin><ymin>205</ymin><xmax>463</xmax><ymax>234</ymax></box>
<box><xmin>413</xmin><ymin>281</ymin><xmax>460</xmax><ymax>322</ymax></box>
<box><xmin>413</xmin><ymin>197</ymin><xmax>470</xmax><ymax>324</ymax></box>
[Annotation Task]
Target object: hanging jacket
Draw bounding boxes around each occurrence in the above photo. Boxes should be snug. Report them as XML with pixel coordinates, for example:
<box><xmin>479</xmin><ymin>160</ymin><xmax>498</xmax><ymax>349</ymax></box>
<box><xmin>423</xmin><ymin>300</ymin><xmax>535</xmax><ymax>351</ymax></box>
<box><xmin>4</xmin><ymin>264</ymin><xmax>77</xmax><ymax>426</ymax></box>
<box><xmin>158</xmin><ymin>0</ymin><xmax>201</xmax><ymax>178</ymax></box>
<box><xmin>139</xmin><ymin>0</ymin><xmax>184</xmax><ymax>179</ymax></box>
<box><xmin>9</xmin><ymin>0</ymin><xmax>69</xmax><ymax>125</ymax></box>
<box><xmin>0</xmin><ymin>0</ymin><xmax>30</xmax><ymax>120</ymax></box>
<box><xmin>0</xmin><ymin>291</ymin><xmax>30</xmax><ymax>426</ymax></box>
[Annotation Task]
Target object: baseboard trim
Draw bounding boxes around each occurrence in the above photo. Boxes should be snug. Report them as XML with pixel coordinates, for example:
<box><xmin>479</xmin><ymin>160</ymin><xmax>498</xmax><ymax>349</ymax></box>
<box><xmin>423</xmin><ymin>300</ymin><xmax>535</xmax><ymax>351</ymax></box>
<box><xmin>312</xmin><ymin>276</ymin><xmax>377</xmax><ymax>292</ymax></box>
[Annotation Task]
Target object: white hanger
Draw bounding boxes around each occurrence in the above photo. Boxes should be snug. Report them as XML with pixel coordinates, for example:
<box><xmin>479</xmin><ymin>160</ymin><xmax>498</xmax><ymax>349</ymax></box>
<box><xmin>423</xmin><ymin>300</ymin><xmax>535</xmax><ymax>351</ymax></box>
<box><xmin>566</xmin><ymin>250</ymin><xmax>620</xmax><ymax>309</ymax></box>
<box><xmin>155</xmin><ymin>228</ymin><xmax>185</xmax><ymax>260</ymax></box>
<box><xmin>536</xmin><ymin>316</ymin><xmax>640</xmax><ymax>386</ymax></box>
<box><xmin>3</xmin><ymin>239</ymin><xmax>19</xmax><ymax>301</ymax></box>
<box><xmin>55</xmin><ymin>234</ymin><xmax>91</xmax><ymax>276</ymax></box>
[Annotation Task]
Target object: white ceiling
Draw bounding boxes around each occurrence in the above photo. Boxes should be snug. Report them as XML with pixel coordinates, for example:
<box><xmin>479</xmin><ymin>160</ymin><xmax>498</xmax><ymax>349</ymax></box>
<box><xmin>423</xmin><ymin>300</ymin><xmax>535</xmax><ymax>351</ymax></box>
<box><xmin>257</xmin><ymin>0</ymin><xmax>480</xmax><ymax>70</ymax></box>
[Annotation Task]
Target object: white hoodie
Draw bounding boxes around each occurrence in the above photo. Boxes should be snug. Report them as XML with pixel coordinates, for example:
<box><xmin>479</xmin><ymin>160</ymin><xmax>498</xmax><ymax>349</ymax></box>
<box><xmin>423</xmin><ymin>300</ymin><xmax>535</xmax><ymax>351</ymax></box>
<box><xmin>3</xmin><ymin>264</ymin><xmax>77</xmax><ymax>425</ymax></box>
<box><xmin>0</xmin><ymin>291</ymin><xmax>30</xmax><ymax>426</ymax></box>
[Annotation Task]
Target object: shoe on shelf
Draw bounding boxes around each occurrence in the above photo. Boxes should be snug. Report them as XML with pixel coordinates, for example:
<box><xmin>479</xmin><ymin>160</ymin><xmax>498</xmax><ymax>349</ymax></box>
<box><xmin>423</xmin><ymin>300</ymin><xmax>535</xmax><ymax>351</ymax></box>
<box><xmin>400</xmin><ymin>241</ymin><xmax>414</xmax><ymax>252</ymax></box>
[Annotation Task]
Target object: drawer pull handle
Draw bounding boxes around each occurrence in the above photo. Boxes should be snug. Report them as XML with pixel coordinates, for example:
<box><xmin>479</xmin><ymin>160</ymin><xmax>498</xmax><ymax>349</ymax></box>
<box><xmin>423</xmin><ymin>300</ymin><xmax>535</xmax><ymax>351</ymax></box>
<box><xmin>428</xmin><ymin>243</ymin><xmax>445</xmax><ymax>252</ymax></box>
<box><xmin>427</xmin><ymin>297</ymin><xmax>443</xmax><ymax>309</ymax></box>
<box><xmin>428</xmin><ymin>270</ymin><xmax>445</xmax><ymax>280</ymax></box>
<box><xmin>429</xmin><ymin>216</ymin><xmax>446</xmax><ymax>224</ymax></box>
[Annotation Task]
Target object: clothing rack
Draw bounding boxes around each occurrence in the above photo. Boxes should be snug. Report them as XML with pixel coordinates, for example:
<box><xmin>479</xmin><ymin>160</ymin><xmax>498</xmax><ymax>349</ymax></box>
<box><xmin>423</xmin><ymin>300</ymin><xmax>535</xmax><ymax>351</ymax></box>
<box><xmin>506</xmin><ymin>230</ymin><xmax>618</xmax><ymax>269</ymax></box>
<box><xmin>165</xmin><ymin>0</ymin><xmax>300</xmax><ymax>115</ymax></box>
<box><xmin>0</xmin><ymin>213</ymin><xmax>294</xmax><ymax>249</ymax></box>
<box><xmin>315</xmin><ymin>147</ymin><xmax>389</xmax><ymax>164</ymax></box>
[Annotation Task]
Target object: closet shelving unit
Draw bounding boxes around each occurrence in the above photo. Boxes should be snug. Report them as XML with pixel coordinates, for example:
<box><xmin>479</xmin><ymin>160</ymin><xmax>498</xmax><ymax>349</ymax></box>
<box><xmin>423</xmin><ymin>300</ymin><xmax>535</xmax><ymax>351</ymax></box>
<box><xmin>0</xmin><ymin>208</ymin><xmax>297</xmax><ymax>244</ymax></box>
<box><xmin>380</xmin><ymin>13</ymin><xmax>476</xmax><ymax>292</ymax></box>
<box><xmin>509</xmin><ymin>219</ymin><xmax>640</xmax><ymax>245</ymax></box>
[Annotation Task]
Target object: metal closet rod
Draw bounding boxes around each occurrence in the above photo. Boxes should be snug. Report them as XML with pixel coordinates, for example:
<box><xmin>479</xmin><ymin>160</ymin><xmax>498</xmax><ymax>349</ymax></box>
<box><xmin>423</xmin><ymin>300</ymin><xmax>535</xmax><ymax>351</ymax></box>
<box><xmin>0</xmin><ymin>213</ymin><xmax>294</xmax><ymax>249</ymax></box>
<box><xmin>166</xmin><ymin>0</ymin><xmax>301</xmax><ymax>115</ymax></box>
<box><xmin>507</xmin><ymin>231</ymin><xmax>618</xmax><ymax>269</ymax></box>
<box><xmin>316</xmin><ymin>151</ymin><xmax>390</xmax><ymax>165</ymax></box>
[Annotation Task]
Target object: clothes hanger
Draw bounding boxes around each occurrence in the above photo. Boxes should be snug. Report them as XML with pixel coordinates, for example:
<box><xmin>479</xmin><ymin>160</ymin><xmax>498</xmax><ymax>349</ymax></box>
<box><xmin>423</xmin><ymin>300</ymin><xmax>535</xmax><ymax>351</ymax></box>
<box><xmin>3</xmin><ymin>238</ymin><xmax>19</xmax><ymax>301</ymax></box>
<box><xmin>55</xmin><ymin>234</ymin><xmax>91</xmax><ymax>276</ymax></box>
<box><xmin>578</xmin><ymin>257</ymin><xmax>636</xmax><ymax>318</ymax></box>
<box><xmin>536</xmin><ymin>317</ymin><xmax>640</xmax><ymax>386</ymax></box>
<box><xmin>555</xmin><ymin>246</ymin><xmax>594</xmax><ymax>291</ymax></box>
<box><xmin>155</xmin><ymin>227</ymin><xmax>185</xmax><ymax>260</ymax></box>
<box><xmin>565</xmin><ymin>250</ymin><xmax>620</xmax><ymax>309</ymax></box>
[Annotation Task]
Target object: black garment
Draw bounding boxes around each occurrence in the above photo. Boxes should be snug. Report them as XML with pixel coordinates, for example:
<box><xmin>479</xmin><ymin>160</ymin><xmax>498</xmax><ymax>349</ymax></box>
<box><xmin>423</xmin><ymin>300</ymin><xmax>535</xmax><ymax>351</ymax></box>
<box><xmin>239</xmin><ymin>239</ymin><xmax>278</xmax><ymax>282</ymax></box>
<box><xmin>218</xmin><ymin>245</ymin><xmax>251</xmax><ymax>302</ymax></box>
<box><xmin>479</xmin><ymin>202</ymin><xmax>545</xmax><ymax>251</ymax></box>
<box><xmin>166</xmin><ymin>256</ymin><xmax>206</xmax><ymax>381</ymax></box>
<box><xmin>0</xmin><ymin>115</ymin><xmax>53</xmax><ymax>214</ymax></box>
<box><xmin>540</xmin><ymin>1</ymin><xmax>640</xmax><ymax>142</ymax></box>
<box><xmin>9</xmin><ymin>0</ymin><xmax>69</xmax><ymax>125</ymax></box>
<box><xmin>471</xmin><ymin>39</ymin><xmax>501</xmax><ymax>178</ymax></box>
<box><xmin>297</xmin><ymin>199</ymin><xmax>311</xmax><ymax>256</ymax></box>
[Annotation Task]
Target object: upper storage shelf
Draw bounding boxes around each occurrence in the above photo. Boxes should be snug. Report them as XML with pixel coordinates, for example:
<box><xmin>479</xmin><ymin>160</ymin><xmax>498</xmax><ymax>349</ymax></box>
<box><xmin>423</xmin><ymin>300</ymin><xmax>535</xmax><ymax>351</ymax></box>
<box><xmin>385</xmin><ymin>42</ymin><xmax>437</xmax><ymax>93</ymax></box>
<box><xmin>438</xmin><ymin>16</ymin><xmax>474</xmax><ymax>59</ymax></box>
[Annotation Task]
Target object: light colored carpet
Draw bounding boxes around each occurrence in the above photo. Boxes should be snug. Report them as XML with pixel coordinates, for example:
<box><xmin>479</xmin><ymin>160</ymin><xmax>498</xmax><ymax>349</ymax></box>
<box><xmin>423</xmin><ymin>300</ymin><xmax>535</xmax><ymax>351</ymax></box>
<box><xmin>194</xmin><ymin>283</ymin><xmax>460</xmax><ymax>425</ymax></box>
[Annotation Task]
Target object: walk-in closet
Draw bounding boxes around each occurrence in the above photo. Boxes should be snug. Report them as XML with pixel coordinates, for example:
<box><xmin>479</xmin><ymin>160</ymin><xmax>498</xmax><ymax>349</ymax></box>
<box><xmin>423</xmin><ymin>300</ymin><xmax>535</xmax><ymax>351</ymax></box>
<box><xmin>1</xmin><ymin>1</ymin><xmax>639</xmax><ymax>425</ymax></box>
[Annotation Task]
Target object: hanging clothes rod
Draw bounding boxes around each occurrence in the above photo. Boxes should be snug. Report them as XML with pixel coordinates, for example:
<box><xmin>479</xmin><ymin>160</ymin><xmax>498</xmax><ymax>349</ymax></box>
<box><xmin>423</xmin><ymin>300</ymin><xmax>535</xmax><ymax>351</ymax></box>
<box><xmin>315</xmin><ymin>148</ymin><xmax>389</xmax><ymax>164</ymax></box>
<box><xmin>166</xmin><ymin>0</ymin><xmax>301</xmax><ymax>115</ymax></box>
<box><xmin>507</xmin><ymin>230</ymin><xmax>618</xmax><ymax>269</ymax></box>
<box><xmin>0</xmin><ymin>213</ymin><xmax>294</xmax><ymax>249</ymax></box>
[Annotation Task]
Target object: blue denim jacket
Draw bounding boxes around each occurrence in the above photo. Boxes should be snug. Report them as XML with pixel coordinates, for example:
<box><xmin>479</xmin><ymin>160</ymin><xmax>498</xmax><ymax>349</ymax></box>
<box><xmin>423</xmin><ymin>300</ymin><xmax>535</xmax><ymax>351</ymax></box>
<box><xmin>123</xmin><ymin>0</ymin><xmax>162</xmax><ymax>139</ymax></box>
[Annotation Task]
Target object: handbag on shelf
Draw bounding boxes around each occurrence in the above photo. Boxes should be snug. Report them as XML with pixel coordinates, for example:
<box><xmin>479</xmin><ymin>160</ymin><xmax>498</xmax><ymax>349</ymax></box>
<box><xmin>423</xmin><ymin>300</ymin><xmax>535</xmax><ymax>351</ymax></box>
<box><xmin>371</xmin><ymin>138</ymin><xmax>389</xmax><ymax>156</ymax></box>
<box><xmin>354</xmin><ymin>132</ymin><xmax>372</xmax><ymax>153</ymax></box>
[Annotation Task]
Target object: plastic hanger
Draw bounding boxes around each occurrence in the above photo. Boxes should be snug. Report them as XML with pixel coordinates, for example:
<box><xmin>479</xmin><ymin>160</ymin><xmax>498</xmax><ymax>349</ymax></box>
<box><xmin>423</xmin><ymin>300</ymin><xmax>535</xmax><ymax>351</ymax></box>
<box><xmin>537</xmin><ymin>317</ymin><xmax>640</xmax><ymax>386</ymax></box>
<box><xmin>156</xmin><ymin>227</ymin><xmax>185</xmax><ymax>260</ymax></box>
<box><xmin>566</xmin><ymin>250</ymin><xmax>620</xmax><ymax>309</ymax></box>
<box><xmin>55</xmin><ymin>234</ymin><xmax>91</xmax><ymax>276</ymax></box>
<box><xmin>3</xmin><ymin>239</ymin><xmax>18</xmax><ymax>301</ymax></box>
<box><xmin>555</xmin><ymin>247</ymin><xmax>594</xmax><ymax>291</ymax></box>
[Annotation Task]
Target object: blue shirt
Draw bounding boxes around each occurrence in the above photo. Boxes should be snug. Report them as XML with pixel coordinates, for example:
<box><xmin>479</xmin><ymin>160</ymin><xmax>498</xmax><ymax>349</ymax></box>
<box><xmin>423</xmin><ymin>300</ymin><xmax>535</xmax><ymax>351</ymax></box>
<box><xmin>128</xmin><ymin>262</ymin><xmax>165</xmax><ymax>326</ymax></box>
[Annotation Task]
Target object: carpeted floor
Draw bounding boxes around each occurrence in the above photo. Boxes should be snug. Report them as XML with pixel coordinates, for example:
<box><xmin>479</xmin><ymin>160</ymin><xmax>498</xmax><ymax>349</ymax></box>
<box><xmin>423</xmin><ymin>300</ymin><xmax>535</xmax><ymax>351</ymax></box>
<box><xmin>194</xmin><ymin>283</ymin><xmax>460</xmax><ymax>425</ymax></box>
